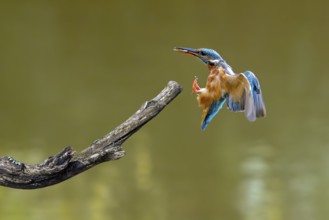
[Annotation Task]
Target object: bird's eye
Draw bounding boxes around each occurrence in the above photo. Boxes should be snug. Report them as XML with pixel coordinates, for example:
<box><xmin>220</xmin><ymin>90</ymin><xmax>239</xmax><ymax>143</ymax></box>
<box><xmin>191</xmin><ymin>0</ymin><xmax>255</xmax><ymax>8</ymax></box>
<box><xmin>200</xmin><ymin>51</ymin><xmax>206</xmax><ymax>56</ymax></box>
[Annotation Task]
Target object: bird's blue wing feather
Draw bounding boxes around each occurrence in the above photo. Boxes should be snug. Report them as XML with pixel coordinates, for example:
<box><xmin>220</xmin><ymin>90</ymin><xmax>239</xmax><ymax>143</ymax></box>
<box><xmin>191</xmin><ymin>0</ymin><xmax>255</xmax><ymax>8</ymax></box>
<box><xmin>242</xmin><ymin>71</ymin><xmax>266</xmax><ymax>120</ymax></box>
<box><xmin>225</xmin><ymin>71</ymin><xmax>266</xmax><ymax>121</ymax></box>
<box><xmin>225</xmin><ymin>75</ymin><xmax>246</xmax><ymax>113</ymax></box>
<box><xmin>226</xmin><ymin>96</ymin><xmax>245</xmax><ymax>112</ymax></box>
<box><xmin>202</xmin><ymin>97</ymin><xmax>226</xmax><ymax>130</ymax></box>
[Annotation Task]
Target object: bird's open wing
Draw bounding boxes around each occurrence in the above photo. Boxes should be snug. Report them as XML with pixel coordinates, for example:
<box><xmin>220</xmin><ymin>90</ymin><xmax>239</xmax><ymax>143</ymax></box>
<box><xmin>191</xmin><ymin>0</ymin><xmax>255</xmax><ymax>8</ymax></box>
<box><xmin>243</xmin><ymin>71</ymin><xmax>266</xmax><ymax>119</ymax></box>
<box><xmin>223</xmin><ymin>71</ymin><xmax>266</xmax><ymax>121</ymax></box>
<box><xmin>201</xmin><ymin>97</ymin><xmax>226</xmax><ymax>130</ymax></box>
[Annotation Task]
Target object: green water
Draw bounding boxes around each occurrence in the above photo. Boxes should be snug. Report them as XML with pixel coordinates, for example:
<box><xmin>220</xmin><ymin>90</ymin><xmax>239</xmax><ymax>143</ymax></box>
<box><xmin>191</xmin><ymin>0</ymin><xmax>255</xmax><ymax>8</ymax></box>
<box><xmin>1</xmin><ymin>1</ymin><xmax>329</xmax><ymax>220</ymax></box>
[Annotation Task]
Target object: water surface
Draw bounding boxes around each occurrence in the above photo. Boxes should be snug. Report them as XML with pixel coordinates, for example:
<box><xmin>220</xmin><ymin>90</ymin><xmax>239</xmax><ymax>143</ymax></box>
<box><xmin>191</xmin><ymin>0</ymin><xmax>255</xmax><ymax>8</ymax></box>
<box><xmin>0</xmin><ymin>1</ymin><xmax>329</xmax><ymax>220</ymax></box>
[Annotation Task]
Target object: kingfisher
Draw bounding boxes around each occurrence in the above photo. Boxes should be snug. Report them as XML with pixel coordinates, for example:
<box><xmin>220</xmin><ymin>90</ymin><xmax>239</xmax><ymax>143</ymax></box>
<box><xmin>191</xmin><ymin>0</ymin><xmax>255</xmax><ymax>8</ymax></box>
<box><xmin>174</xmin><ymin>47</ymin><xmax>266</xmax><ymax>130</ymax></box>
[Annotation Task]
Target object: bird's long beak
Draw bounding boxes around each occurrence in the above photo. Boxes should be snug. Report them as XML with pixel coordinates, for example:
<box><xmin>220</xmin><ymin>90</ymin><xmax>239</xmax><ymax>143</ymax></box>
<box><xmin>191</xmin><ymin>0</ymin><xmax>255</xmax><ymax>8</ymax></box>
<box><xmin>173</xmin><ymin>47</ymin><xmax>200</xmax><ymax>58</ymax></box>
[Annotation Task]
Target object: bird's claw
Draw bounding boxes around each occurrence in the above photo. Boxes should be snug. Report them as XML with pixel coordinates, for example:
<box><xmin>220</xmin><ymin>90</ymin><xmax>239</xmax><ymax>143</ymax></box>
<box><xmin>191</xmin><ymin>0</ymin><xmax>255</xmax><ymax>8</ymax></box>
<box><xmin>192</xmin><ymin>77</ymin><xmax>201</xmax><ymax>93</ymax></box>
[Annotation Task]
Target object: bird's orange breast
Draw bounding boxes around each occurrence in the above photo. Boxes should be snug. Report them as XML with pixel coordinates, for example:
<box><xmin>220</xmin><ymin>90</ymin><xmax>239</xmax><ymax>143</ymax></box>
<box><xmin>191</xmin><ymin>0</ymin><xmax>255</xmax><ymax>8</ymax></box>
<box><xmin>196</xmin><ymin>67</ymin><xmax>225</xmax><ymax>109</ymax></box>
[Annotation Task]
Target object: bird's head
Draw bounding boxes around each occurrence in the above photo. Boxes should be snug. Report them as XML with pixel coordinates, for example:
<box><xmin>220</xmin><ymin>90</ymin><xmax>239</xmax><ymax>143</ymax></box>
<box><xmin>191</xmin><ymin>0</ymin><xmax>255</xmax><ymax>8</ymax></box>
<box><xmin>174</xmin><ymin>47</ymin><xmax>222</xmax><ymax>68</ymax></box>
<box><xmin>174</xmin><ymin>47</ymin><xmax>234</xmax><ymax>74</ymax></box>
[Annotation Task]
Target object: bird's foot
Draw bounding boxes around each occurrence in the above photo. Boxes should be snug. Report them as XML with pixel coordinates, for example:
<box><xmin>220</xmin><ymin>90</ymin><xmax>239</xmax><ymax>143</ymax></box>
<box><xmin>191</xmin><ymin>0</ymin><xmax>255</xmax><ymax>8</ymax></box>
<box><xmin>192</xmin><ymin>77</ymin><xmax>201</xmax><ymax>93</ymax></box>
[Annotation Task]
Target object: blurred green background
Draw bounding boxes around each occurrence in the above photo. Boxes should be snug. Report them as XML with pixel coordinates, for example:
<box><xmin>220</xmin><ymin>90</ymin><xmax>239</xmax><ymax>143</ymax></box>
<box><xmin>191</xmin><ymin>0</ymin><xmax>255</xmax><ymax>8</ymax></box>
<box><xmin>1</xmin><ymin>0</ymin><xmax>329</xmax><ymax>220</ymax></box>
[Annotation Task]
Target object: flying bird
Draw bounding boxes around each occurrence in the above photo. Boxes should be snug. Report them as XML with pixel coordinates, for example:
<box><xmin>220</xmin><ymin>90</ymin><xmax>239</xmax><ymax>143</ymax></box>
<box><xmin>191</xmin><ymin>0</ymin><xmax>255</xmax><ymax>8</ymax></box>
<box><xmin>174</xmin><ymin>47</ymin><xmax>266</xmax><ymax>130</ymax></box>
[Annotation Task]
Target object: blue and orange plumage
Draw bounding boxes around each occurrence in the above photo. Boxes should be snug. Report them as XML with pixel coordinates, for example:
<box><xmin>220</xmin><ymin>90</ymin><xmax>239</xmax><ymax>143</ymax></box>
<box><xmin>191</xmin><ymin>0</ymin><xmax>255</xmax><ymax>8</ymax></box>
<box><xmin>174</xmin><ymin>47</ymin><xmax>266</xmax><ymax>130</ymax></box>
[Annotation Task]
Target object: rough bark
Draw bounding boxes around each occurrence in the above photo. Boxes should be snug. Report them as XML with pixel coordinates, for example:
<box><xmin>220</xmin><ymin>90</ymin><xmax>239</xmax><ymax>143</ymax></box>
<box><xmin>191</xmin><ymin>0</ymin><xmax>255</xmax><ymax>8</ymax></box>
<box><xmin>0</xmin><ymin>81</ymin><xmax>182</xmax><ymax>189</ymax></box>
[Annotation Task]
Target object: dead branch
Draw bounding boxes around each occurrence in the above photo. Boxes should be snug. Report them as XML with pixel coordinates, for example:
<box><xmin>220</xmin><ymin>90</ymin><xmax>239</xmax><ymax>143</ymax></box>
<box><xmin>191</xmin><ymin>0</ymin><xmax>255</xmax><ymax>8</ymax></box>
<box><xmin>0</xmin><ymin>81</ymin><xmax>182</xmax><ymax>189</ymax></box>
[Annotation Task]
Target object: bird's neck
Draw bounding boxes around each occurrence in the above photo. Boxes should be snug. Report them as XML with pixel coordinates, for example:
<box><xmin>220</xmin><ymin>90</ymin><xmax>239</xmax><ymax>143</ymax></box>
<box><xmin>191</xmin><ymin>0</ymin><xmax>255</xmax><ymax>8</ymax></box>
<box><xmin>207</xmin><ymin>65</ymin><xmax>223</xmax><ymax>74</ymax></box>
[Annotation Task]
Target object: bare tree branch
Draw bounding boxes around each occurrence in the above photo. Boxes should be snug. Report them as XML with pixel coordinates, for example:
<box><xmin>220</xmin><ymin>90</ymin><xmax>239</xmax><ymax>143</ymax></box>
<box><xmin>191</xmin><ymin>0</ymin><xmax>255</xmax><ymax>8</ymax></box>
<box><xmin>0</xmin><ymin>81</ymin><xmax>182</xmax><ymax>189</ymax></box>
